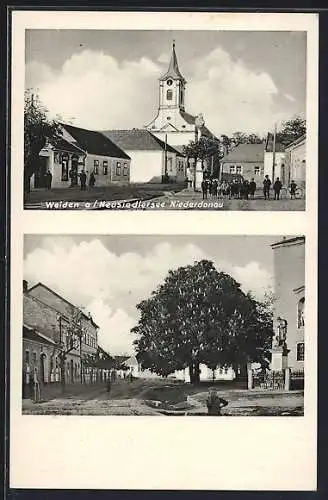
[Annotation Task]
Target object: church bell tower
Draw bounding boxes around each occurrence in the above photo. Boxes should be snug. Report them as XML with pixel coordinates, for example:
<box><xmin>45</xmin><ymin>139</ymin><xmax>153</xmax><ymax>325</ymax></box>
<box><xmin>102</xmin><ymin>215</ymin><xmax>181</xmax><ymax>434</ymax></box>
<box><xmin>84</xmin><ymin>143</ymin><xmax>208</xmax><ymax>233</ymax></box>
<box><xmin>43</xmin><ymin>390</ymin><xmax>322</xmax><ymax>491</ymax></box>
<box><xmin>158</xmin><ymin>41</ymin><xmax>186</xmax><ymax>112</ymax></box>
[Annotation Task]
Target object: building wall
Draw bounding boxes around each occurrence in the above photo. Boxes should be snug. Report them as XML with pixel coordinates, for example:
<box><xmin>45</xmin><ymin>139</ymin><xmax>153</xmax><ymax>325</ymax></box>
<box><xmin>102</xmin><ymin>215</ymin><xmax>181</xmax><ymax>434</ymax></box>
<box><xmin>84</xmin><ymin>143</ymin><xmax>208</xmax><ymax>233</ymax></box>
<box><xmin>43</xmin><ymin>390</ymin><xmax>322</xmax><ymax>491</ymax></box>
<box><xmin>272</xmin><ymin>238</ymin><xmax>305</xmax><ymax>371</ymax></box>
<box><xmin>85</xmin><ymin>153</ymin><xmax>130</xmax><ymax>186</ymax></box>
<box><xmin>221</xmin><ymin>161</ymin><xmax>264</xmax><ymax>181</ymax></box>
<box><xmin>125</xmin><ymin>149</ymin><xmax>182</xmax><ymax>183</ymax></box>
<box><xmin>264</xmin><ymin>152</ymin><xmax>286</xmax><ymax>182</ymax></box>
<box><xmin>26</xmin><ymin>285</ymin><xmax>98</xmax><ymax>357</ymax></box>
<box><xmin>152</xmin><ymin>130</ymin><xmax>195</xmax><ymax>149</ymax></box>
<box><xmin>287</xmin><ymin>140</ymin><xmax>306</xmax><ymax>186</ymax></box>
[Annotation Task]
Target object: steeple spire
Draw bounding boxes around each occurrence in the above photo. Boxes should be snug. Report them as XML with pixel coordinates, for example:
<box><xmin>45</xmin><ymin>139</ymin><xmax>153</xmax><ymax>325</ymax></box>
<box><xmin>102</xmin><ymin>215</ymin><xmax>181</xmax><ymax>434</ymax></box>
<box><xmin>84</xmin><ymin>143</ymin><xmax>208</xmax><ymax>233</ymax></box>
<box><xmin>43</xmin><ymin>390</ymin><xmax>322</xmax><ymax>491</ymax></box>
<box><xmin>159</xmin><ymin>41</ymin><xmax>186</xmax><ymax>82</ymax></box>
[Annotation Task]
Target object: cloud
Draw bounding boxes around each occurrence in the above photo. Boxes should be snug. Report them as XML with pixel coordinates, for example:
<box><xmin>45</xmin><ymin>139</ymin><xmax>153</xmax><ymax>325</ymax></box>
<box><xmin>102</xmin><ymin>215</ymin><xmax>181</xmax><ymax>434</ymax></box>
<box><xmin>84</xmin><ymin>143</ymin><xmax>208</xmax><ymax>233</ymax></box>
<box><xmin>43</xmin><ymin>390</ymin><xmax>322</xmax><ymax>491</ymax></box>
<box><xmin>26</xmin><ymin>46</ymin><xmax>293</xmax><ymax>135</ymax></box>
<box><xmin>284</xmin><ymin>93</ymin><xmax>296</xmax><ymax>102</ymax></box>
<box><xmin>24</xmin><ymin>238</ymin><xmax>272</xmax><ymax>354</ymax></box>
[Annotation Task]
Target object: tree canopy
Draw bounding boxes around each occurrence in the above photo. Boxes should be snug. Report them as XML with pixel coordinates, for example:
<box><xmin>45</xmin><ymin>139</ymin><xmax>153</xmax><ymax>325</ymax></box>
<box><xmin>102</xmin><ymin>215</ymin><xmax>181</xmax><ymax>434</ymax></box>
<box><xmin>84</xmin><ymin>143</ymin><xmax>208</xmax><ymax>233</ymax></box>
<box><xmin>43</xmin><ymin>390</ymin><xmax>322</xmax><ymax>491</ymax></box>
<box><xmin>277</xmin><ymin>116</ymin><xmax>306</xmax><ymax>145</ymax></box>
<box><xmin>24</xmin><ymin>89</ymin><xmax>62</xmax><ymax>192</ymax></box>
<box><xmin>132</xmin><ymin>260</ymin><xmax>273</xmax><ymax>383</ymax></box>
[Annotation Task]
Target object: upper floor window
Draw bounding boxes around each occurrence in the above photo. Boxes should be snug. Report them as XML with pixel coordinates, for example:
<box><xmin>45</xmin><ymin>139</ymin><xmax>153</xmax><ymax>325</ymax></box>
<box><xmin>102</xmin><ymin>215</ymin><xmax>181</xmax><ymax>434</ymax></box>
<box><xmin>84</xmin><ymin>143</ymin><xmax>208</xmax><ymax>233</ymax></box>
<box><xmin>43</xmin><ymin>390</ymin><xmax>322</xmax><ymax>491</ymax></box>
<box><xmin>103</xmin><ymin>161</ymin><xmax>108</xmax><ymax>175</ymax></box>
<box><xmin>25</xmin><ymin>350</ymin><xmax>30</xmax><ymax>364</ymax></box>
<box><xmin>166</xmin><ymin>89</ymin><xmax>173</xmax><ymax>101</ymax></box>
<box><xmin>94</xmin><ymin>160</ymin><xmax>99</xmax><ymax>174</ymax></box>
<box><xmin>298</xmin><ymin>297</ymin><xmax>305</xmax><ymax>328</ymax></box>
<box><xmin>297</xmin><ymin>342</ymin><xmax>304</xmax><ymax>361</ymax></box>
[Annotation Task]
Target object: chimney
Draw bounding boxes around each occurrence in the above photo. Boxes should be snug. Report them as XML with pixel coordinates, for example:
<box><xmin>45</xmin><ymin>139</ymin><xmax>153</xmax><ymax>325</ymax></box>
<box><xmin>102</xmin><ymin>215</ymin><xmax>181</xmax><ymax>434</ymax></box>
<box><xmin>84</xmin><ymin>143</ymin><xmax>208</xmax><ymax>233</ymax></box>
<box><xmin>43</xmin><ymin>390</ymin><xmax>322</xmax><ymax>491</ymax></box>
<box><xmin>23</xmin><ymin>280</ymin><xmax>28</xmax><ymax>293</ymax></box>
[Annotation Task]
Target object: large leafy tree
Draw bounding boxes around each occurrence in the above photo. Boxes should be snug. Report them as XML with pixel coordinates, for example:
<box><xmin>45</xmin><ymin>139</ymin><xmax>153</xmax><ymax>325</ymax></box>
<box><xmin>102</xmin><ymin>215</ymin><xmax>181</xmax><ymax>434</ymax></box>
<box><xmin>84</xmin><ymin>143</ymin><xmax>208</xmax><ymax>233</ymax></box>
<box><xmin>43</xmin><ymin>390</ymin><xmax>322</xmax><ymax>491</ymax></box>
<box><xmin>24</xmin><ymin>89</ymin><xmax>62</xmax><ymax>193</ymax></box>
<box><xmin>132</xmin><ymin>260</ymin><xmax>273</xmax><ymax>384</ymax></box>
<box><xmin>277</xmin><ymin>116</ymin><xmax>306</xmax><ymax>145</ymax></box>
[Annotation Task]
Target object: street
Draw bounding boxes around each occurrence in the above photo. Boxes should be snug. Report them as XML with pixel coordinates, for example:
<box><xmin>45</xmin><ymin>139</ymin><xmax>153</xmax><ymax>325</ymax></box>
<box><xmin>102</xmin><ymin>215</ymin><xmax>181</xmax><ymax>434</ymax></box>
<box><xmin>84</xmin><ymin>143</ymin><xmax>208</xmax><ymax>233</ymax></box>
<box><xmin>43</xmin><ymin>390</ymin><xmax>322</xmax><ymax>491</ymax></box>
<box><xmin>24</xmin><ymin>185</ymin><xmax>305</xmax><ymax>211</ymax></box>
<box><xmin>22</xmin><ymin>379</ymin><xmax>304</xmax><ymax>416</ymax></box>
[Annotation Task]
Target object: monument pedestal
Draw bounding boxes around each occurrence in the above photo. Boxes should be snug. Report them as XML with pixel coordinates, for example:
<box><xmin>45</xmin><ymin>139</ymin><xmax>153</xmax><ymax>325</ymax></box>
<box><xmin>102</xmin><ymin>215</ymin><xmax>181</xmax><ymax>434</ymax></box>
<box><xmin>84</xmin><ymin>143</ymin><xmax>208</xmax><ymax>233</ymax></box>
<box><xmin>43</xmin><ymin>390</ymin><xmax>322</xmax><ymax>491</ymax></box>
<box><xmin>270</xmin><ymin>345</ymin><xmax>291</xmax><ymax>391</ymax></box>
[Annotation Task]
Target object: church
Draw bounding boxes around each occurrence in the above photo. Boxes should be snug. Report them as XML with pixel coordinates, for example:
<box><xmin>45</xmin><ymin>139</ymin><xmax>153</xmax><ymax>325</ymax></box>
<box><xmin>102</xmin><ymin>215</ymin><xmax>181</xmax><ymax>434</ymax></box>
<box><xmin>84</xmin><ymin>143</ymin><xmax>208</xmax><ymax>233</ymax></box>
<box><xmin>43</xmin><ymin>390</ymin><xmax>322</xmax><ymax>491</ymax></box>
<box><xmin>145</xmin><ymin>42</ymin><xmax>219</xmax><ymax>153</ymax></box>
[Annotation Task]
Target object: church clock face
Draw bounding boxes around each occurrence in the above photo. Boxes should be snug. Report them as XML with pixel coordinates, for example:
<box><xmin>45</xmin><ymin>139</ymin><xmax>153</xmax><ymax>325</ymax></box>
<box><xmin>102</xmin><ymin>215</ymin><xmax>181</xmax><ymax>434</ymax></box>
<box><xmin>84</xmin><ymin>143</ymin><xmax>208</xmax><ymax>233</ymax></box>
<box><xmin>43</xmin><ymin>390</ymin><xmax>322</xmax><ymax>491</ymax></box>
<box><xmin>166</xmin><ymin>79</ymin><xmax>173</xmax><ymax>86</ymax></box>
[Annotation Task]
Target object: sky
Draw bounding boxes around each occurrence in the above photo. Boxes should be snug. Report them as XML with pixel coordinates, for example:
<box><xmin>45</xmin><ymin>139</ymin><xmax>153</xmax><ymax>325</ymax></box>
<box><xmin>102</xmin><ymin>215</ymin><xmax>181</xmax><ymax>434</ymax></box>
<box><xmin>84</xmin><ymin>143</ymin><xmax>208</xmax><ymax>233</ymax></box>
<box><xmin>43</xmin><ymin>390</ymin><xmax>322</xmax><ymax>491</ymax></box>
<box><xmin>23</xmin><ymin>235</ymin><xmax>282</xmax><ymax>356</ymax></box>
<box><xmin>25</xmin><ymin>30</ymin><xmax>306</xmax><ymax>136</ymax></box>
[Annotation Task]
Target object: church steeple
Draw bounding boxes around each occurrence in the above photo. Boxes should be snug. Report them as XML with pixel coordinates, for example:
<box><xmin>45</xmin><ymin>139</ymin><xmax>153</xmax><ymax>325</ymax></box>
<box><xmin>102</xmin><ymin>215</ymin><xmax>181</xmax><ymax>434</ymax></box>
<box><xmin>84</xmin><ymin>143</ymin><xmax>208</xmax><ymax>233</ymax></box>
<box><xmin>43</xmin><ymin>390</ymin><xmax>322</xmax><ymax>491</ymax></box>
<box><xmin>159</xmin><ymin>41</ymin><xmax>186</xmax><ymax>83</ymax></box>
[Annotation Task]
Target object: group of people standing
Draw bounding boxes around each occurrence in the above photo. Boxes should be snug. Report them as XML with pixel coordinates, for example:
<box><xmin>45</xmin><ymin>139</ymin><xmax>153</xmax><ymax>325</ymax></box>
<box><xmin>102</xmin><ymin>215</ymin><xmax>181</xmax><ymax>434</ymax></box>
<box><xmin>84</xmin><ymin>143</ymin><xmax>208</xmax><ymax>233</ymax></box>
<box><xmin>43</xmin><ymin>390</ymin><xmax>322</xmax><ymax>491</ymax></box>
<box><xmin>42</xmin><ymin>169</ymin><xmax>97</xmax><ymax>191</ymax></box>
<box><xmin>201</xmin><ymin>178</ymin><xmax>257</xmax><ymax>200</ymax></box>
<box><xmin>201</xmin><ymin>176</ymin><xmax>299</xmax><ymax>201</ymax></box>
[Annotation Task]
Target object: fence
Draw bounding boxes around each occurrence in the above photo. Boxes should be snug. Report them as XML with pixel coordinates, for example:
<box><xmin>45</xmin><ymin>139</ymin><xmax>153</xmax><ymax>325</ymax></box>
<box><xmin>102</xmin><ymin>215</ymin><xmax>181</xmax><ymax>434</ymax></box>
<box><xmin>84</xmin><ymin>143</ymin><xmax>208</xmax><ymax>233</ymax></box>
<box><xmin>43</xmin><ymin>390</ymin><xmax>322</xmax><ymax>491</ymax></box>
<box><xmin>253</xmin><ymin>371</ymin><xmax>285</xmax><ymax>390</ymax></box>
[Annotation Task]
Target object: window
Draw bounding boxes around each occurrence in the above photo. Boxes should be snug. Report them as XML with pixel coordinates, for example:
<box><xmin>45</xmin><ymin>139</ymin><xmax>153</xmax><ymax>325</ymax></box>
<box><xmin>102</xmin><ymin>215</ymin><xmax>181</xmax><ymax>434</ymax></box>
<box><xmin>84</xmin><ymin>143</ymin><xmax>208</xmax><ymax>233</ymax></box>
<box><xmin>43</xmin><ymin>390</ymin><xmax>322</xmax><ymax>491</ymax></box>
<box><xmin>103</xmin><ymin>161</ymin><xmax>108</xmax><ymax>175</ymax></box>
<box><xmin>254</xmin><ymin>166</ymin><xmax>260</xmax><ymax>175</ymax></box>
<box><xmin>94</xmin><ymin>160</ymin><xmax>99</xmax><ymax>174</ymax></box>
<box><xmin>229</xmin><ymin>165</ymin><xmax>236</xmax><ymax>174</ymax></box>
<box><xmin>236</xmin><ymin>166</ymin><xmax>242</xmax><ymax>174</ymax></box>
<box><xmin>25</xmin><ymin>350</ymin><xmax>30</xmax><ymax>364</ymax></box>
<box><xmin>297</xmin><ymin>342</ymin><xmax>304</xmax><ymax>361</ymax></box>
<box><xmin>224</xmin><ymin>367</ymin><xmax>228</xmax><ymax>374</ymax></box>
<box><xmin>116</xmin><ymin>162</ymin><xmax>121</xmax><ymax>176</ymax></box>
<box><xmin>33</xmin><ymin>352</ymin><xmax>37</xmax><ymax>365</ymax></box>
<box><xmin>166</xmin><ymin>89</ymin><xmax>173</xmax><ymax>100</ymax></box>
<box><xmin>167</xmin><ymin>116</ymin><xmax>171</xmax><ymax>121</ymax></box>
<box><xmin>298</xmin><ymin>298</ymin><xmax>305</xmax><ymax>328</ymax></box>
<box><xmin>123</xmin><ymin>163</ymin><xmax>128</xmax><ymax>176</ymax></box>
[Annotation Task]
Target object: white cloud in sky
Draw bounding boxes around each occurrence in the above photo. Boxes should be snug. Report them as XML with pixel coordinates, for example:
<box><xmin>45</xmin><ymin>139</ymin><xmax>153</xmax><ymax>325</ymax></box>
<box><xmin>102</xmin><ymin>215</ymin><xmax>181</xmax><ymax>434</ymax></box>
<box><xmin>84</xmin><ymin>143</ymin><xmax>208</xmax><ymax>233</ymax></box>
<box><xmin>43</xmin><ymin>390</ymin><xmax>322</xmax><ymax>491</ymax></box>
<box><xmin>26</xmin><ymin>46</ymin><xmax>291</xmax><ymax>135</ymax></box>
<box><xmin>283</xmin><ymin>93</ymin><xmax>296</xmax><ymax>102</ymax></box>
<box><xmin>24</xmin><ymin>238</ymin><xmax>273</xmax><ymax>355</ymax></box>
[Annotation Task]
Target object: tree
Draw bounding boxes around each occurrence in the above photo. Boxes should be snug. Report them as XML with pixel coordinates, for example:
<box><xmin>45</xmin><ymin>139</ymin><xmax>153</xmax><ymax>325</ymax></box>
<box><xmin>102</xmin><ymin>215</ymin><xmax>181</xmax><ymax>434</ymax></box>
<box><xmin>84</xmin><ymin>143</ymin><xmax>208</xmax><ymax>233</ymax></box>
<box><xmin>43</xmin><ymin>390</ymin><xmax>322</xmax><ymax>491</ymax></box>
<box><xmin>183</xmin><ymin>136</ymin><xmax>221</xmax><ymax>179</ymax></box>
<box><xmin>132</xmin><ymin>260</ymin><xmax>274</xmax><ymax>384</ymax></box>
<box><xmin>55</xmin><ymin>309</ymin><xmax>84</xmax><ymax>392</ymax></box>
<box><xmin>277</xmin><ymin>116</ymin><xmax>306</xmax><ymax>145</ymax></box>
<box><xmin>24</xmin><ymin>89</ymin><xmax>62</xmax><ymax>193</ymax></box>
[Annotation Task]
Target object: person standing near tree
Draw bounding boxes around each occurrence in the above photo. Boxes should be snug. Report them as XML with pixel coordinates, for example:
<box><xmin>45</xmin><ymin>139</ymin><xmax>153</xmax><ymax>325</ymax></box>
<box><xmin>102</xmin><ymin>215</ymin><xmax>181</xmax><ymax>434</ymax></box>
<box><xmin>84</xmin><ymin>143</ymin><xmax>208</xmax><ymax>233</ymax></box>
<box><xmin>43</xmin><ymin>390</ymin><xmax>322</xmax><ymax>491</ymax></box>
<box><xmin>206</xmin><ymin>388</ymin><xmax>228</xmax><ymax>416</ymax></box>
<box><xmin>201</xmin><ymin>179</ymin><xmax>208</xmax><ymax>200</ymax></box>
<box><xmin>273</xmin><ymin>177</ymin><xmax>282</xmax><ymax>200</ymax></box>
<box><xmin>263</xmin><ymin>175</ymin><xmax>271</xmax><ymax>200</ymax></box>
<box><xmin>80</xmin><ymin>170</ymin><xmax>87</xmax><ymax>191</ymax></box>
<box><xmin>45</xmin><ymin>169</ymin><xmax>52</xmax><ymax>190</ymax></box>
<box><xmin>290</xmin><ymin>180</ymin><xmax>297</xmax><ymax>199</ymax></box>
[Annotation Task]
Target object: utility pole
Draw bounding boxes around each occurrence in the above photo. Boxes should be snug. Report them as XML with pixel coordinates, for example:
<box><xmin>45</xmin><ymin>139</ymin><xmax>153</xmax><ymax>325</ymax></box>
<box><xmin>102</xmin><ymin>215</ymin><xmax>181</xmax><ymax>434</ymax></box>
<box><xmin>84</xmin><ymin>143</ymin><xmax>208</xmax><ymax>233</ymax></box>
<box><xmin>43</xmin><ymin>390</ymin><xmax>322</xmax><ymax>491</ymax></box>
<box><xmin>164</xmin><ymin>133</ymin><xmax>168</xmax><ymax>182</ymax></box>
<box><xmin>272</xmin><ymin>122</ymin><xmax>277</xmax><ymax>181</ymax></box>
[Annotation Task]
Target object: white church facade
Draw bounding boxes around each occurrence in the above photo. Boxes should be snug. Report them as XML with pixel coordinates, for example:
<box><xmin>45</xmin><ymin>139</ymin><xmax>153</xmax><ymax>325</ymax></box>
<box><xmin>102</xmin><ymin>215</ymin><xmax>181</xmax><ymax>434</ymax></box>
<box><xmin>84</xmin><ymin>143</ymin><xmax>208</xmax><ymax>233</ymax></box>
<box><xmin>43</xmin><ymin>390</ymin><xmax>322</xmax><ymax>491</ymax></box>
<box><xmin>145</xmin><ymin>42</ymin><xmax>220</xmax><ymax>188</ymax></box>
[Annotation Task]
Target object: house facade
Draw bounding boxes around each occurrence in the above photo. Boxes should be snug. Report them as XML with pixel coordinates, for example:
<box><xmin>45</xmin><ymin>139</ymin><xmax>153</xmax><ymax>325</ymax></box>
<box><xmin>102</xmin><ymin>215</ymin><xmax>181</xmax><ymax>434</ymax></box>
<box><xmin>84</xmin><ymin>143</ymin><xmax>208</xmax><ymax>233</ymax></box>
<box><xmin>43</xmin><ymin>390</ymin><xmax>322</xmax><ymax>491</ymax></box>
<box><xmin>22</xmin><ymin>280</ymin><xmax>100</xmax><ymax>396</ymax></box>
<box><xmin>270</xmin><ymin>237</ymin><xmax>305</xmax><ymax>373</ymax></box>
<box><xmin>32</xmin><ymin>123</ymin><xmax>131</xmax><ymax>189</ymax></box>
<box><xmin>284</xmin><ymin>134</ymin><xmax>306</xmax><ymax>187</ymax></box>
<box><xmin>221</xmin><ymin>143</ymin><xmax>265</xmax><ymax>182</ymax></box>
<box><xmin>102</xmin><ymin>129</ymin><xmax>186</xmax><ymax>183</ymax></box>
<box><xmin>264</xmin><ymin>134</ymin><xmax>287</xmax><ymax>184</ymax></box>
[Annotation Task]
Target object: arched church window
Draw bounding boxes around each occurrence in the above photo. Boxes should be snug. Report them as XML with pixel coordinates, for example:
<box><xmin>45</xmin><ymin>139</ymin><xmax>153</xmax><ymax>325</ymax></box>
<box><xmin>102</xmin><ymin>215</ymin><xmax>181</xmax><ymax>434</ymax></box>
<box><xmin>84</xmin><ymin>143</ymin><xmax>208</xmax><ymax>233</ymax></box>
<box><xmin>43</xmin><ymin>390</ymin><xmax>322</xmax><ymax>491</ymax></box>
<box><xmin>166</xmin><ymin>89</ymin><xmax>173</xmax><ymax>100</ymax></box>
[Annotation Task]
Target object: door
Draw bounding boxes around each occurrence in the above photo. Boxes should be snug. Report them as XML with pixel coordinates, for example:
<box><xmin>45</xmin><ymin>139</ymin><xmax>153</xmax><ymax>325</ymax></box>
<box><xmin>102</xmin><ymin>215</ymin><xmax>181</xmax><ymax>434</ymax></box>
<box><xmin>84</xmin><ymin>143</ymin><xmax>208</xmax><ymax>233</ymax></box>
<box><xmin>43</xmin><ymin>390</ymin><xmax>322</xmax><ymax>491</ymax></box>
<box><xmin>281</xmin><ymin>164</ymin><xmax>286</xmax><ymax>185</ymax></box>
<box><xmin>34</xmin><ymin>157</ymin><xmax>48</xmax><ymax>188</ymax></box>
<box><xmin>71</xmin><ymin>155</ymin><xmax>79</xmax><ymax>186</ymax></box>
<box><xmin>40</xmin><ymin>353</ymin><xmax>46</xmax><ymax>383</ymax></box>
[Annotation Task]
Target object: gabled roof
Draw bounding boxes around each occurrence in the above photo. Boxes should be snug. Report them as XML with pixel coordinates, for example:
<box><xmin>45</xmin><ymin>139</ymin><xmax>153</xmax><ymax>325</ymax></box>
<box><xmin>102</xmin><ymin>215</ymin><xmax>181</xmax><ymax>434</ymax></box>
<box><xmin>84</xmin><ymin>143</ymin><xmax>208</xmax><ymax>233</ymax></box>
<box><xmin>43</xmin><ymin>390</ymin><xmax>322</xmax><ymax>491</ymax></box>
<box><xmin>271</xmin><ymin>236</ymin><xmax>305</xmax><ymax>248</ymax></box>
<box><xmin>221</xmin><ymin>143</ymin><xmax>265</xmax><ymax>163</ymax></box>
<box><xmin>61</xmin><ymin>123</ymin><xmax>130</xmax><ymax>160</ymax></box>
<box><xmin>52</xmin><ymin>137</ymin><xmax>85</xmax><ymax>156</ymax></box>
<box><xmin>23</xmin><ymin>324</ymin><xmax>56</xmax><ymax>346</ymax></box>
<box><xmin>27</xmin><ymin>282</ymin><xmax>99</xmax><ymax>328</ymax></box>
<box><xmin>159</xmin><ymin>42</ymin><xmax>186</xmax><ymax>83</ymax></box>
<box><xmin>179</xmin><ymin>111</ymin><xmax>219</xmax><ymax>140</ymax></box>
<box><xmin>102</xmin><ymin>129</ymin><xmax>182</xmax><ymax>155</ymax></box>
<box><xmin>284</xmin><ymin>134</ymin><xmax>306</xmax><ymax>151</ymax></box>
<box><xmin>265</xmin><ymin>133</ymin><xmax>286</xmax><ymax>153</ymax></box>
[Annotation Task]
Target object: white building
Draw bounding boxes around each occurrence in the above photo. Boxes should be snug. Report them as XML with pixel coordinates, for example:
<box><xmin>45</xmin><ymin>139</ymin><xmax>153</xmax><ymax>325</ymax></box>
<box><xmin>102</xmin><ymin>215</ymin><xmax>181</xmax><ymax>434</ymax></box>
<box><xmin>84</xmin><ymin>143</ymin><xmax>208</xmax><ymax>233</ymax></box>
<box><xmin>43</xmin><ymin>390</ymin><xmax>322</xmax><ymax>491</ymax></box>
<box><xmin>102</xmin><ymin>129</ymin><xmax>186</xmax><ymax>183</ymax></box>
<box><xmin>284</xmin><ymin>134</ymin><xmax>306</xmax><ymax>187</ymax></box>
<box><xmin>263</xmin><ymin>133</ymin><xmax>287</xmax><ymax>184</ymax></box>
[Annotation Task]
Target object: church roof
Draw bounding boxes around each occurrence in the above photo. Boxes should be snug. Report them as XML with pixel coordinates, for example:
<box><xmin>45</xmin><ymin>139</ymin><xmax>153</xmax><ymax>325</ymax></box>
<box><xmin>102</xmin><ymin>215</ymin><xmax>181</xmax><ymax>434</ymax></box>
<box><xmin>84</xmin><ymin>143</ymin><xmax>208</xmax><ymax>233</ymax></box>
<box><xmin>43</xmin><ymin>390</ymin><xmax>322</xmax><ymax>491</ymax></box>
<box><xmin>221</xmin><ymin>143</ymin><xmax>265</xmax><ymax>163</ymax></box>
<box><xmin>159</xmin><ymin>42</ymin><xmax>186</xmax><ymax>82</ymax></box>
<box><xmin>102</xmin><ymin>129</ymin><xmax>183</xmax><ymax>154</ymax></box>
<box><xmin>180</xmin><ymin>110</ymin><xmax>219</xmax><ymax>141</ymax></box>
<box><xmin>61</xmin><ymin>123</ymin><xmax>131</xmax><ymax>160</ymax></box>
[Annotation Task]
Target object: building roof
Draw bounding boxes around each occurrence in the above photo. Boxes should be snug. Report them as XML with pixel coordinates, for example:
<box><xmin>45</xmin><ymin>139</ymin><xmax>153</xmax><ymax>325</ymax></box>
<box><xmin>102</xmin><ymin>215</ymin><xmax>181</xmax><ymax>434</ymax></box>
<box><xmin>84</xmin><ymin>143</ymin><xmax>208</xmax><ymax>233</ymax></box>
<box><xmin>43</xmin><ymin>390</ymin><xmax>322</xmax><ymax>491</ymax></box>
<box><xmin>61</xmin><ymin>123</ymin><xmax>131</xmax><ymax>160</ymax></box>
<box><xmin>284</xmin><ymin>134</ymin><xmax>306</xmax><ymax>151</ymax></box>
<box><xmin>23</xmin><ymin>324</ymin><xmax>56</xmax><ymax>346</ymax></box>
<box><xmin>221</xmin><ymin>143</ymin><xmax>265</xmax><ymax>163</ymax></box>
<box><xmin>102</xmin><ymin>129</ymin><xmax>182</xmax><ymax>155</ymax></box>
<box><xmin>159</xmin><ymin>42</ymin><xmax>186</xmax><ymax>83</ymax></box>
<box><xmin>179</xmin><ymin>110</ymin><xmax>219</xmax><ymax>141</ymax></box>
<box><xmin>271</xmin><ymin>236</ymin><xmax>305</xmax><ymax>248</ymax></box>
<box><xmin>265</xmin><ymin>133</ymin><xmax>286</xmax><ymax>153</ymax></box>
<box><xmin>52</xmin><ymin>137</ymin><xmax>85</xmax><ymax>156</ymax></box>
<box><xmin>27</xmin><ymin>282</ymin><xmax>99</xmax><ymax>328</ymax></box>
